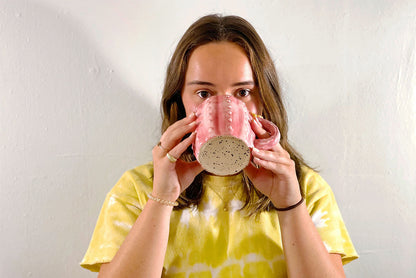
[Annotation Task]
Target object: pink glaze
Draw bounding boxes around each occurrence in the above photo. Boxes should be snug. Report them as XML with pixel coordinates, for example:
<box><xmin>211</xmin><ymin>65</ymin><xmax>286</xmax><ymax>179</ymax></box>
<box><xmin>193</xmin><ymin>95</ymin><xmax>280</xmax><ymax>175</ymax></box>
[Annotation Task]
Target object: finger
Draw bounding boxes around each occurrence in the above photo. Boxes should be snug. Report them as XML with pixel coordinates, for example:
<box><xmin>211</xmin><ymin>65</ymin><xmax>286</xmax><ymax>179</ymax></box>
<box><xmin>176</xmin><ymin>160</ymin><xmax>204</xmax><ymax>180</ymax></box>
<box><xmin>253</xmin><ymin>155</ymin><xmax>294</xmax><ymax>168</ymax></box>
<box><xmin>274</xmin><ymin>144</ymin><xmax>291</xmax><ymax>159</ymax></box>
<box><xmin>181</xmin><ymin>160</ymin><xmax>204</xmax><ymax>175</ymax></box>
<box><xmin>270</xmin><ymin>141</ymin><xmax>288</xmax><ymax>154</ymax></box>
<box><xmin>163</xmin><ymin>114</ymin><xmax>197</xmax><ymax>143</ymax></box>
<box><xmin>244</xmin><ymin>160</ymin><xmax>261</xmax><ymax>180</ymax></box>
<box><xmin>175</xmin><ymin>159</ymin><xmax>204</xmax><ymax>193</ymax></box>
<box><xmin>159</xmin><ymin>113</ymin><xmax>198</xmax><ymax>151</ymax></box>
<box><xmin>252</xmin><ymin>146</ymin><xmax>290</xmax><ymax>162</ymax></box>
<box><xmin>252</xmin><ymin>156</ymin><xmax>295</xmax><ymax>174</ymax></box>
<box><xmin>250</xmin><ymin>117</ymin><xmax>269</xmax><ymax>139</ymax></box>
<box><xmin>252</xmin><ymin>147</ymin><xmax>279</xmax><ymax>163</ymax></box>
<box><xmin>167</xmin><ymin>131</ymin><xmax>197</xmax><ymax>160</ymax></box>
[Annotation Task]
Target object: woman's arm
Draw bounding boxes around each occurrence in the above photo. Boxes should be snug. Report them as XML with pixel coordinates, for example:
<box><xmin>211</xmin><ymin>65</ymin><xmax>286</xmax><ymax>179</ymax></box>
<box><xmin>246</xmin><ymin>144</ymin><xmax>345</xmax><ymax>277</ymax></box>
<box><xmin>277</xmin><ymin>202</ymin><xmax>345</xmax><ymax>278</ymax></box>
<box><xmin>99</xmin><ymin>113</ymin><xmax>202</xmax><ymax>277</ymax></box>
<box><xmin>246</xmin><ymin>151</ymin><xmax>345</xmax><ymax>277</ymax></box>
<box><xmin>246</xmin><ymin>118</ymin><xmax>346</xmax><ymax>277</ymax></box>
<box><xmin>98</xmin><ymin>200</ymin><xmax>173</xmax><ymax>278</ymax></box>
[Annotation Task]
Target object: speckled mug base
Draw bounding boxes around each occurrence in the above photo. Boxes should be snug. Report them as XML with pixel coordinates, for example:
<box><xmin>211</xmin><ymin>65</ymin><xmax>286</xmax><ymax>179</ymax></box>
<box><xmin>198</xmin><ymin>135</ymin><xmax>251</xmax><ymax>176</ymax></box>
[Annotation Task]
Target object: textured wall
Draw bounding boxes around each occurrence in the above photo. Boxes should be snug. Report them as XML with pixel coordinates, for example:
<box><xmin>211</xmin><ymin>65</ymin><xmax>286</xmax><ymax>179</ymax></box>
<box><xmin>1</xmin><ymin>0</ymin><xmax>415</xmax><ymax>277</ymax></box>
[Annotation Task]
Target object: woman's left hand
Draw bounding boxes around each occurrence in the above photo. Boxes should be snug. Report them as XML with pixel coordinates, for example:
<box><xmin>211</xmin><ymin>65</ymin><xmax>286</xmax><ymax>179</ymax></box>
<box><xmin>244</xmin><ymin>118</ymin><xmax>302</xmax><ymax>208</ymax></box>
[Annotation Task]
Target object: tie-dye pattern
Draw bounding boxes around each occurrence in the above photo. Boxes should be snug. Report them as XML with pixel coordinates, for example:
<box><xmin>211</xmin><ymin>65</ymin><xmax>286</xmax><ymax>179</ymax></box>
<box><xmin>81</xmin><ymin>162</ymin><xmax>358</xmax><ymax>276</ymax></box>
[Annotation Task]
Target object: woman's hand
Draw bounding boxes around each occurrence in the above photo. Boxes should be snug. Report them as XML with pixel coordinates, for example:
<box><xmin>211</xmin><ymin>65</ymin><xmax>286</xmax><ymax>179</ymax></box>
<box><xmin>244</xmin><ymin>118</ymin><xmax>302</xmax><ymax>208</ymax></box>
<box><xmin>152</xmin><ymin>113</ymin><xmax>203</xmax><ymax>202</ymax></box>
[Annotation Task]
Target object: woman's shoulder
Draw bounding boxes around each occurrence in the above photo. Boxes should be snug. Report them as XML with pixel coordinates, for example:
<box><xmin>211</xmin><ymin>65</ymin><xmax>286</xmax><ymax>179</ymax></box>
<box><xmin>299</xmin><ymin>165</ymin><xmax>332</xmax><ymax>196</ymax></box>
<box><xmin>299</xmin><ymin>165</ymin><xmax>342</xmax><ymax>210</ymax></box>
<box><xmin>126</xmin><ymin>161</ymin><xmax>154</xmax><ymax>182</ymax></box>
<box><xmin>107</xmin><ymin>162</ymin><xmax>154</xmax><ymax>207</ymax></box>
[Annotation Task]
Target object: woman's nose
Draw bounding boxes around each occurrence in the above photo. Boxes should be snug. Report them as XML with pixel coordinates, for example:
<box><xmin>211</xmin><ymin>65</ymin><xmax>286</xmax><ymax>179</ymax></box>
<box><xmin>216</xmin><ymin>91</ymin><xmax>233</xmax><ymax>97</ymax></box>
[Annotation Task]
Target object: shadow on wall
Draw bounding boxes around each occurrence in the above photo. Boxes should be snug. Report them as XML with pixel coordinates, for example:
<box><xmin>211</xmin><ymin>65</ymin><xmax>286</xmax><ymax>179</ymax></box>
<box><xmin>1</xmin><ymin>1</ymin><xmax>158</xmax><ymax>278</ymax></box>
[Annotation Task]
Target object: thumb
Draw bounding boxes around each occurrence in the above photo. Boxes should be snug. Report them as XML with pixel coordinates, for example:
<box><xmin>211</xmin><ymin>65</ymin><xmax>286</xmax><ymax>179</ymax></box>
<box><xmin>250</xmin><ymin>117</ymin><xmax>269</xmax><ymax>139</ymax></box>
<box><xmin>244</xmin><ymin>160</ymin><xmax>260</xmax><ymax>181</ymax></box>
<box><xmin>176</xmin><ymin>159</ymin><xmax>204</xmax><ymax>191</ymax></box>
<box><xmin>183</xmin><ymin>160</ymin><xmax>204</xmax><ymax>177</ymax></box>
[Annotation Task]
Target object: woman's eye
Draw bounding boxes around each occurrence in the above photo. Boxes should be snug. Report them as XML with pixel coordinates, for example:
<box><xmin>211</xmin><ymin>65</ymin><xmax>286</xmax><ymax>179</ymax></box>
<box><xmin>197</xmin><ymin>90</ymin><xmax>211</xmax><ymax>99</ymax></box>
<box><xmin>237</xmin><ymin>89</ymin><xmax>251</xmax><ymax>97</ymax></box>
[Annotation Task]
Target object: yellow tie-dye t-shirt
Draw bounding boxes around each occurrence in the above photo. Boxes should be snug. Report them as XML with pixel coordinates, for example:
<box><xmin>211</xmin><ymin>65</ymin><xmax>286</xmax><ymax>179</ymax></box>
<box><xmin>81</xmin><ymin>162</ymin><xmax>358</xmax><ymax>277</ymax></box>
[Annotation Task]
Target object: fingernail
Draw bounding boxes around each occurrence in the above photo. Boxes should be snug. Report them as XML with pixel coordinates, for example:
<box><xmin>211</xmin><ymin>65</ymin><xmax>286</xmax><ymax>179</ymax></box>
<box><xmin>252</xmin><ymin>147</ymin><xmax>259</xmax><ymax>153</ymax></box>
<box><xmin>252</xmin><ymin>160</ymin><xmax>260</xmax><ymax>169</ymax></box>
<box><xmin>250</xmin><ymin>112</ymin><xmax>263</xmax><ymax>119</ymax></box>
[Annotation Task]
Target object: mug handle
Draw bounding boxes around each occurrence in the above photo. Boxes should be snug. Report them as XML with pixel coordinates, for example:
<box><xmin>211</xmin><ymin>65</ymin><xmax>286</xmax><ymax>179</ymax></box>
<box><xmin>253</xmin><ymin>117</ymin><xmax>281</xmax><ymax>149</ymax></box>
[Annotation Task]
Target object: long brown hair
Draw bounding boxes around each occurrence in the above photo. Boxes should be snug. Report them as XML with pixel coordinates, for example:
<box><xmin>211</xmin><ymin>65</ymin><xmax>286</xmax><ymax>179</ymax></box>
<box><xmin>161</xmin><ymin>14</ymin><xmax>309</xmax><ymax>215</ymax></box>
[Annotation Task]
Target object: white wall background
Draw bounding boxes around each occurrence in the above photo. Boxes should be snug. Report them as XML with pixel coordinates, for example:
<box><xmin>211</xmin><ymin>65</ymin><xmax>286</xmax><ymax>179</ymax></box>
<box><xmin>1</xmin><ymin>0</ymin><xmax>415</xmax><ymax>277</ymax></box>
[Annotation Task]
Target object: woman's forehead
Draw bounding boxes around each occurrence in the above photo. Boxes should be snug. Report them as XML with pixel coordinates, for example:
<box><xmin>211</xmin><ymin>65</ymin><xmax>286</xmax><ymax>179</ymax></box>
<box><xmin>185</xmin><ymin>42</ymin><xmax>255</xmax><ymax>85</ymax></box>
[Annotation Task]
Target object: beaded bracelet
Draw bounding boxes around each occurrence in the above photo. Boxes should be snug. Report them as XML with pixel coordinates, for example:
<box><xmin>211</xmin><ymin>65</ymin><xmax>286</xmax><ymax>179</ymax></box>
<box><xmin>275</xmin><ymin>197</ymin><xmax>304</xmax><ymax>211</ymax></box>
<box><xmin>148</xmin><ymin>194</ymin><xmax>179</xmax><ymax>207</ymax></box>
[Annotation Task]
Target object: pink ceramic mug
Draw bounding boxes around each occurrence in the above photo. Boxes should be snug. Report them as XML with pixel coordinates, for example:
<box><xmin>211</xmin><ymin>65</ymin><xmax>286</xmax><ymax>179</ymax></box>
<box><xmin>193</xmin><ymin>95</ymin><xmax>280</xmax><ymax>176</ymax></box>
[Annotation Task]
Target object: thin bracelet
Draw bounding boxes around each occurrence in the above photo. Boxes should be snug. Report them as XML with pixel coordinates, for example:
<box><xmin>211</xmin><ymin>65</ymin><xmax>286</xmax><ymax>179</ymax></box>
<box><xmin>275</xmin><ymin>197</ymin><xmax>304</xmax><ymax>211</ymax></box>
<box><xmin>148</xmin><ymin>194</ymin><xmax>179</xmax><ymax>207</ymax></box>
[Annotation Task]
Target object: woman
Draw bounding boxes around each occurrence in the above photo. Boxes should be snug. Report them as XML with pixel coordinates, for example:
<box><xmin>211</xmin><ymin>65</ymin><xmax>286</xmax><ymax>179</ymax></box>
<box><xmin>81</xmin><ymin>14</ymin><xmax>358</xmax><ymax>277</ymax></box>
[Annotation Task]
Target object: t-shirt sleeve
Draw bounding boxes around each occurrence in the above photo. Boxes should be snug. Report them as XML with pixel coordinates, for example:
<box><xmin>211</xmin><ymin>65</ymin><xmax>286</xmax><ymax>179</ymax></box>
<box><xmin>80</xmin><ymin>164</ymin><xmax>153</xmax><ymax>272</ymax></box>
<box><xmin>303</xmin><ymin>168</ymin><xmax>359</xmax><ymax>265</ymax></box>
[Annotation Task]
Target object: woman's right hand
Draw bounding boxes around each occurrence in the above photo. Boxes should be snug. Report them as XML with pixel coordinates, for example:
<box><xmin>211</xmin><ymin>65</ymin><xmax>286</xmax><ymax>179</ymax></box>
<box><xmin>151</xmin><ymin>113</ymin><xmax>203</xmax><ymax>202</ymax></box>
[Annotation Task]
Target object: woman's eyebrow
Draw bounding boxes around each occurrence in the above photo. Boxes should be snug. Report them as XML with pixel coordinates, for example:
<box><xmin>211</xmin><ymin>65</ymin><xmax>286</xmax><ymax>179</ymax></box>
<box><xmin>231</xmin><ymin>81</ymin><xmax>255</xmax><ymax>87</ymax></box>
<box><xmin>186</xmin><ymin>80</ymin><xmax>215</xmax><ymax>86</ymax></box>
<box><xmin>186</xmin><ymin>80</ymin><xmax>255</xmax><ymax>86</ymax></box>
